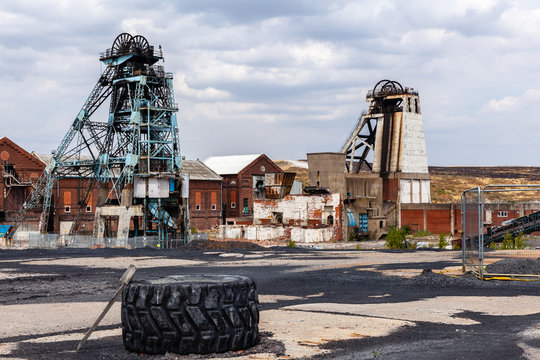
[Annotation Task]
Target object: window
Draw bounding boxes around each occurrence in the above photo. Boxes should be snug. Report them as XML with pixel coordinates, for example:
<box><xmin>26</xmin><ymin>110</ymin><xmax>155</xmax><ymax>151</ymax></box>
<box><xmin>498</xmin><ymin>211</ymin><xmax>508</xmax><ymax>217</ymax></box>
<box><xmin>211</xmin><ymin>192</ymin><xmax>217</xmax><ymax>211</ymax></box>
<box><xmin>195</xmin><ymin>192</ymin><xmax>201</xmax><ymax>211</ymax></box>
<box><xmin>64</xmin><ymin>206</ymin><xmax>71</xmax><ymax>213</ymax></box>
<box><xmin>242</xmin><ymin>198</ymin><xmax>249</xmax><ymax>214</ymax></box>
<box><xmin>86</xmin><ymin>206</ymin><xmax>92</xmax><ymax>213</ymax></box>
<box><xmin>230</xmin><ymin>190</ymin><xmax>236</xmax><ymax>208</ymax></box>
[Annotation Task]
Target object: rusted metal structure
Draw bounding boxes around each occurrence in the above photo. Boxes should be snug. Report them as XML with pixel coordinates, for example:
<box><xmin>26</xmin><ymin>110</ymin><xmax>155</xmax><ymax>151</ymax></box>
<box><xmin>6</xmin><ymin>34</ymin><xmax>189</xmax><ymax>246</ymax></box>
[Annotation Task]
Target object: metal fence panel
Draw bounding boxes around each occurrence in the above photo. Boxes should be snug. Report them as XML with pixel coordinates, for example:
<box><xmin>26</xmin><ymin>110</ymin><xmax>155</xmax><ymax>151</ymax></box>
<box><xmin>462</xmin><ymin>185</ymin><xmax>540</xmax><ymax>280</ymax></box>
<box><xmin>461</xmin><ymin>187</ymin><xmax>483</xmax><ymax>276</ymax></box>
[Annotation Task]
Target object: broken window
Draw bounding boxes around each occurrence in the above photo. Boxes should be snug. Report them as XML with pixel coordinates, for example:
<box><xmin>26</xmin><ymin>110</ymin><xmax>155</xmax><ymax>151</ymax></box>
<box><xmin>242</xmin><ymin>198</ymin><xmax>249</xmax><ymax>214</ymax></box>
<box><xmin>231</xmin><ymin>202</ymin><xmax>236</xmax><ymax>208</ymax></box>
<box><xmin>327</xmin><ymin>215</ymin><xmax>334</xmax><ymax>225</ymax></box>
<box><xmin>273</xmin><ymin>212</ymin><xmax>283</xmax><ymax>224</ymax></box>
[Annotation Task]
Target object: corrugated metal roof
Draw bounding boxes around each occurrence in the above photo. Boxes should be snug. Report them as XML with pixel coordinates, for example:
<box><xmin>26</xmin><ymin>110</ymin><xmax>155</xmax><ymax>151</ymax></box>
<box><xmin>181</xmin><ymin>160</ymin><xmax>222</xmax><ymax>181</ymax></box>
<box><xmin>204</xmin><ymin>154</ymin><xmax>262</xmax><ymax>175</ymax></box>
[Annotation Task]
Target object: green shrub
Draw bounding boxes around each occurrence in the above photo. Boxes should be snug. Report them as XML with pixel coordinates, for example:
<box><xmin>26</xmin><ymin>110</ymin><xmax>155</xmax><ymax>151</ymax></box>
<box><xmin>356</xmin><ymin>243</ymin><xmax>361</xmax><ymax>250</ymax></box>
<box><xmin>514</xmin><ymin>232</ymin><xmax>526</xmax><ymax>249</ymax></box>
<box><xmin>287</xmin><ymin>239</ymin><xmax>297</xmax><ymax>248</ymax></box>
<box><xmin>191</xmin><ymin>226</ymin><xmax>198</xmax><ymax>234</ymax></box>
<box><xmin>438</xmin><ymin>233</ymin><xmax>448</xmax><ymax>249</ymax></box>
<box><xmin>501</xmin><ymin>233</ymin><xmax>514</xmax><ymax>250</ymax></box>
<box><xmin>348</xmin><ymin>231</ymin><xmax>356</xmax><ymax>242</ymax></box>
<box><xmin>413</xmin><ymin>230</ymin><xmax>431</xmax><ymax>237</ymax></box>
<box><xmin>402</xmin><ymin>225</ymin><xmax>412</xmax><ymax>235</ymax></box>
<box><xmin>385</xmin><ymin>227</ymin><xmax>406</xmax><ymax>249</ymax></box>
<box><xmin>452</xmin><ymin>240</ymin><xmax>461</xmax><ymax>250</ymax></box>
<box><xmin>489</xmin><ymin>241</ymin><xmax>500</xmax><ymax>250</ymax></box>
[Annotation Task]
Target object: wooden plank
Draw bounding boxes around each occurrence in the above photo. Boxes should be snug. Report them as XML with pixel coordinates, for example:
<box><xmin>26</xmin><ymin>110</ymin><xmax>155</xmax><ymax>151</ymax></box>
<box><xmin>76</xmin><ymin>264</ymin><xmax>137</xmax><ymax>351</ymax></box>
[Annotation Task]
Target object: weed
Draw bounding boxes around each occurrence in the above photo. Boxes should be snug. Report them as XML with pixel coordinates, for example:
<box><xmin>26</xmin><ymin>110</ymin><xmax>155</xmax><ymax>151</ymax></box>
<box><xmin>191</xmin><ymin>226</ymin><xmax>198</xmax><ymax>234</ymax></box>
<box><xmin>452</xmin><ymin>240</ymin><xmax>461</xmax><ymax>250</ymax></box>
<box><xmin>356</xmin><ymin>244</ymin><xmax>361</xmax><ymax>250</ymax></box>
<box><xmin>287</xmin><ymin>239</ymin><xmax>296</xmax><ymax>248</ymax></box>
<box><xmin>438</xmin><ymin>233</ymin><xmax>448</xmax><ymax>249</ymax></box>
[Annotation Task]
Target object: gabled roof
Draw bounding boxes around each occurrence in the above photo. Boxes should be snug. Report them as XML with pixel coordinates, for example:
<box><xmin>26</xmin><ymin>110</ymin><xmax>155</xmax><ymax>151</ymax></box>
<box><xmin>204</xmin><ymin>154</ymin><xmax>263</xmax><ymax>175</ymax></box>
<box><xmin>0</xmin><ymin>137</ymin><xmax>45</xmax><ymax>167</ymax></box>
<box><xmin>180</xmin><ymin>160</ymin><xmax>222</xmax><ymax>181</ymax></box>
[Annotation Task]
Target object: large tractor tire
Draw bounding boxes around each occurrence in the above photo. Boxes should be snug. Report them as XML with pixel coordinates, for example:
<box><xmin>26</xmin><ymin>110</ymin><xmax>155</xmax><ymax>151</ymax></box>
<box><xmin>121</xmin><ymin>275</ymin><xmax>260</xmax><ymax>355</ymax></box>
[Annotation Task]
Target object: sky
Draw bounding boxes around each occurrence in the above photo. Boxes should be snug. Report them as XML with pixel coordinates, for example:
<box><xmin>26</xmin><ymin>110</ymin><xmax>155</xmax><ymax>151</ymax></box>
<box><xmin>3</xmin><ymin>0</ymin><xmax>540</xmax><ymax>165</ymax></box>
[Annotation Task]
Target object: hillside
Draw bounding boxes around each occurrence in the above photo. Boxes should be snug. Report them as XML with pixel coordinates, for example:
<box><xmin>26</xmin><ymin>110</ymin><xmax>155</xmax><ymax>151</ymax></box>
<box><xmin>275</xmin><ymin>161</ymin><xmax>540</xmax><ymax>203</ymax></box>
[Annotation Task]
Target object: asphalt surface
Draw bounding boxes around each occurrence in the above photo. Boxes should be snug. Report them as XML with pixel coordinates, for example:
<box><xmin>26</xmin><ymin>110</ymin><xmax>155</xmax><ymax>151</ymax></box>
<box><xmin>0</xmin><ymin>245</ymin><xmax>539</xmax><ymax>359</ymax></box>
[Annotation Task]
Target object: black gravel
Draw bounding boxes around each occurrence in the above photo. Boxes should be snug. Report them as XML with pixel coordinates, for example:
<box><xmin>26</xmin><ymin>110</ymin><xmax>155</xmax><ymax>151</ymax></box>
<box><xmin>1</xmin><ymin>247</ymin><xmax>539</xmax><ymax>360</ymax></box>
<box><xmin>485</xmin><ymin>258</ymin><xmax>540</xmax><ymax>275</ymax></box>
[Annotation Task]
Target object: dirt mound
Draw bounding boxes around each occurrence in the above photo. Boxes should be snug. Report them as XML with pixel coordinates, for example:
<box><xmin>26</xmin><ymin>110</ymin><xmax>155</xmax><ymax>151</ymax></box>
<box><xmin>485</xmin><ymin>258</ymin><xmax>540</xmax><ymax>275</ymax></box>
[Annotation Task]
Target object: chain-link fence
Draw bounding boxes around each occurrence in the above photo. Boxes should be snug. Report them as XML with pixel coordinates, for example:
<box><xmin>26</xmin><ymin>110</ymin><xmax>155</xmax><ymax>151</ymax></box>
<box><xmin>462</xmin><ymin>185</ymin><xmax>540</xmax><ymax>280</ymax></box>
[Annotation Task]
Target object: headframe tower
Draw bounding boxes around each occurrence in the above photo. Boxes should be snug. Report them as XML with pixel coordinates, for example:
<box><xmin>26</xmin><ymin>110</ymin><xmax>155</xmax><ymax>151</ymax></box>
<box><xmin>6</xmin><ymin>33</ymin><xmax>189</xmax><ymax>244</ymax></box>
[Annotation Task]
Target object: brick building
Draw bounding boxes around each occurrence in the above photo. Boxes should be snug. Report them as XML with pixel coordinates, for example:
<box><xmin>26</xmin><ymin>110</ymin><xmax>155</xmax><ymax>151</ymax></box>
<box><xmin>180</xmin><ymin>160</ymin><xmax>222</xmax><ymax>230</ymax></box>
<box><xmin>0</xmin><ymin>137</ymin><xmax>44</xmax><ymax>230</ymax></box>
<box><xmin>204</xmin><ymin>154</ymin><xmax>283</xmax><ymax>224</ymax></box>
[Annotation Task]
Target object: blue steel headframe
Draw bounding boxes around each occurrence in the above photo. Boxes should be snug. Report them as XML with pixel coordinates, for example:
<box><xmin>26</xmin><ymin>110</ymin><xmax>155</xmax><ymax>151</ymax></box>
<box><xmin>7</xmin><ymin>34</ymin><xmax>183</xmax><ymax>239</ymax></box>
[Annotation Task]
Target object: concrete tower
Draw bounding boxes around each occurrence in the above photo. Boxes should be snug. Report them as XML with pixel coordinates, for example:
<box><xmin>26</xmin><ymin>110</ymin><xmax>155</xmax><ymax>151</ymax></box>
<box><xmin>341</xmin><ymin>80</ymin><xmax>430</xmax><ymax>204</ymax></box>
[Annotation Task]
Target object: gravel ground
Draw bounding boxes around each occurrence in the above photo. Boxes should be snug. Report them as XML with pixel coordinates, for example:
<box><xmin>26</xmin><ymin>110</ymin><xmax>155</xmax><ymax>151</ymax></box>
<box><xmin>0</xmin><ymin>245</ymin><xmax>539</xmax><ymax>359</ymax></box>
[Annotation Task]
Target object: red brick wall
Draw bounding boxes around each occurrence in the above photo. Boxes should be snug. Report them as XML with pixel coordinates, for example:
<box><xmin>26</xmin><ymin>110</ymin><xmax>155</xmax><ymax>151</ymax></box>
<box><xmin>401</xmin><ymin>206</ymin><xmax>461</xmax><ymax>235</ymax></box>
<box><xmin>221</xmin><ymin>155</ymin><xmax>283</xmax><ymax>221</ymax></box>
<box><xmin>189</xmin><ymin>180</ymin><xmax>222</xmax><ymax>230</ymax></box>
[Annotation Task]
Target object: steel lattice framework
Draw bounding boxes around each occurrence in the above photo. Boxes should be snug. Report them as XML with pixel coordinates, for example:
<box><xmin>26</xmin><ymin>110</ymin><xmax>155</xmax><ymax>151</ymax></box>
<box><xmin>6</xmin><ymin>33</ymin><xmax>186</xmax><ymax>241</ymax></box>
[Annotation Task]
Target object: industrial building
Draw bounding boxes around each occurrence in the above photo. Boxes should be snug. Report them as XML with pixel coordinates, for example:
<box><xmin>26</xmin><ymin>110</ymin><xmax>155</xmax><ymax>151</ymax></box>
<box><xmin>180</xmin><ymin>160</ymin><xmax>222</xmax><ymax>230</ymax></box>
<box><xmin>204</xmin><ymin>154</ymin><xmax>284</xmax><ymax>224</ymax></box>
<box><xmin>307</xmin><ymin>80</ymin><xmax>431</xmax><ymax>239</ymax></box>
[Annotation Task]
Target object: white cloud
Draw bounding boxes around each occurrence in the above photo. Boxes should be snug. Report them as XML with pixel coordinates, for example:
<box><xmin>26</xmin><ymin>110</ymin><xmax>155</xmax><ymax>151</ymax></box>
<box><xmin>3</xmin><ymin>0</ymin><xmax>540</xmax><ymax>164</ymax></box>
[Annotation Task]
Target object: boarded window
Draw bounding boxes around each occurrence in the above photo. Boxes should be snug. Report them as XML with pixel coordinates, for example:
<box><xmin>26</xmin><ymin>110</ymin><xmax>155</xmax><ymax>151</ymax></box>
<box><xmin>230</xmin><ymin>190</ymin><xmax>236</xmax><ymax>207</ymax></box>
<box><xmin>195</xmin><ymin>192</ymin><xmax>201</xmax><ymax>210</ymax></box>
<box><xmin>211</xmin><ymin>192</ymin><xmax>217</xmax><ymax>208</ymax></box>
<box><xmin>64</xmin><ymin>191</ymin><xmax>71</xmax><ymax>205</ymax></box>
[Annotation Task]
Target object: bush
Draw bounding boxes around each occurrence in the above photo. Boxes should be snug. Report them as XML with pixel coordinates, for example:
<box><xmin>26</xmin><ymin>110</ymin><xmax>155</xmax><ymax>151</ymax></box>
<box><xmin>356</xmin><ymin>244</ymin><xmax>361</xmax><ymax>250</ymax></box>
<box><xmin>501</xmin><ymin>233</ymin><xmax>514</xmax><ymax>250</ymax></box>
<box><xmin>407</xmin><ymin>239</ymin><xmax>418</xmax><ymax>249</ymax></box>
<box><xmin>385</xmin><ymin>227</ymin><xmax>406</xmax><ymax>249</ymax></box>
<box><xmin>489</xmin><ymin>241</ymin><xmax>500</xmax><ymax>250</ymax></box>
<box><xmin>438</xmin><ymin>233</ymin><xmax>448</xmax><ymax>250</ymax></box>
<box><xmin>514</xmin><ymin>232</ymin><xmax>526</xmax><ymax>249</ymax></box>
<box><xmin>452</xmin><ymin>240</ymin><xmax>461</xmax><ymax>250</ymax></box>
<box><xmin>348</xmin><ymin>231</ymin><xmax>357</xmax><ymax>242</ymax></box>
<box><xmin>402</xmin><ymin>225</ymin><xmax>412</xmax><ymax>235</ymax></box>
<box><xmin>413</xmin><ymin>229</ymin><xmax>431</xmax><ymax>237</ymax></box>
<box><xmin>498</xmin><ymin>232</ymin><xmax>526</xmax><ymax>250</ymax></box>
<box><xmin>191</xmin><ymin>226</ymin><xmax>198</xmax><ymax>234</ymax></box>
<box><xmin>287</xmin><ymin>239</ymin><xmax>296</xmax><ymax>248</ymax></box>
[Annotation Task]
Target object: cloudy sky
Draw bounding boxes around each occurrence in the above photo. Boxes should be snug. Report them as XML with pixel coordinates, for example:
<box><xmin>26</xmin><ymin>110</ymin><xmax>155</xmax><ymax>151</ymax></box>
<box><xmin>2</xmin><ymin>0</ymin><xmax>540</xmax><ymax>165</ymax></box>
